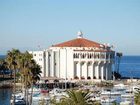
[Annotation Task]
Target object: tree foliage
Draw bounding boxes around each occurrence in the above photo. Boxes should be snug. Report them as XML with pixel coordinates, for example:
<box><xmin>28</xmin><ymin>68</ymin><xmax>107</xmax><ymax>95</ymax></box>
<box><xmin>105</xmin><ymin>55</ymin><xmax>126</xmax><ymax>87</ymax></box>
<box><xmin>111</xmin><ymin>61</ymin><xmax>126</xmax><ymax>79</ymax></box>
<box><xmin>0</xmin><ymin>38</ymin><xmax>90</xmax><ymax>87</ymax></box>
<box><xmin>51</xmin><ymin>89</ymin><xmax>101</xmax><ymax>105</ymax></box>
<box><xmin>134</xmin><ymin>90</ymin><xmax>140</xmax><ymax>105</ymax></box>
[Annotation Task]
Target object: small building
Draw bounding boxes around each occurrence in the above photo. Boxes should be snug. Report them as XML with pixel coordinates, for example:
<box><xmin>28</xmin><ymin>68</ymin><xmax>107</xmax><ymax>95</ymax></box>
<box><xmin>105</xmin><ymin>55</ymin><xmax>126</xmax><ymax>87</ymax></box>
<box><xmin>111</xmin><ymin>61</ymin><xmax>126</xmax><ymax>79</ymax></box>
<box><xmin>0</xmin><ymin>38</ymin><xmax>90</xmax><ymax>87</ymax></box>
<box><xmin>29</xmin><ymin>31</ymin><xmax>115</xmax><ymax>80</ymax></box>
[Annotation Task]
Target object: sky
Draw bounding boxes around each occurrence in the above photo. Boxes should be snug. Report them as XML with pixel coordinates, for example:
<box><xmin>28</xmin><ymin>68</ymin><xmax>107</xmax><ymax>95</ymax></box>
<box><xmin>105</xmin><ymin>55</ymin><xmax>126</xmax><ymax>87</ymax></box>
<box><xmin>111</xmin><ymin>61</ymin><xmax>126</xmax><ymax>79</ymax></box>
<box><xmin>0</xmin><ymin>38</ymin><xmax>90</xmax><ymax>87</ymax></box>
<box><xmin>0</xmin><ymin>0</ymin><xmax>140</xmax><ymax>55</ymax></box>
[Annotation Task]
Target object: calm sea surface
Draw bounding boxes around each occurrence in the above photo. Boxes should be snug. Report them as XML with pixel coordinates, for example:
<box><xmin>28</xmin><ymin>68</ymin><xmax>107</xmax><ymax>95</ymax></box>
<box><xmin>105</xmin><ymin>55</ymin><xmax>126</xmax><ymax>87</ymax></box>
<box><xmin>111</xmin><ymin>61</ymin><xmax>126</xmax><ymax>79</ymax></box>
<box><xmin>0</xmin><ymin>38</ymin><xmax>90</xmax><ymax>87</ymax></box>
<box><xmin>0</xmin><ymin>89</ymin><xmax>12</xmax><ymax>105</ymax></box>
<box><xmin>0</xmin><ymin>55</ymin><xmax>140</xmax><ymax>104</ymax></box>
<box><xmin>119</xmin><ymin>56</ymin><xmax>140</xmax><ymax>78</ymax></box>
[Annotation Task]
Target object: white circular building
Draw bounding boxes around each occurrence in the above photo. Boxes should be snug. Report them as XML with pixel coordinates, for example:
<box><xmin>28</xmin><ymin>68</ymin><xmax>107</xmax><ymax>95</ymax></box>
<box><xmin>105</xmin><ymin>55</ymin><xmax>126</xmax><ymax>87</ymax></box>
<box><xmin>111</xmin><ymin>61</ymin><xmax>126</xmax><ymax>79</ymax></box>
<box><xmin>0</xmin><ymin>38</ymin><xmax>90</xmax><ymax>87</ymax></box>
<box><xmin>30</xmin><ymin>32</ymin><xmax>115</xmax><ymax>81</ymax></box>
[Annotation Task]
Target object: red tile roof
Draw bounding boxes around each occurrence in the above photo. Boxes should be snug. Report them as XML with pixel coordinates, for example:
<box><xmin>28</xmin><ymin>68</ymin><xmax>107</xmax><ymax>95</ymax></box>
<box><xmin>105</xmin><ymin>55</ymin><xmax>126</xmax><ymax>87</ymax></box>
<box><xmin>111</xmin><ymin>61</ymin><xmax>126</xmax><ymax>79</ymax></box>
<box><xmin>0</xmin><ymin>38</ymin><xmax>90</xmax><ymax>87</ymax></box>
<box><xmin>52</xmin><ymin>38</ymin><xmax>103</xmax><ymax>48</ymax></box>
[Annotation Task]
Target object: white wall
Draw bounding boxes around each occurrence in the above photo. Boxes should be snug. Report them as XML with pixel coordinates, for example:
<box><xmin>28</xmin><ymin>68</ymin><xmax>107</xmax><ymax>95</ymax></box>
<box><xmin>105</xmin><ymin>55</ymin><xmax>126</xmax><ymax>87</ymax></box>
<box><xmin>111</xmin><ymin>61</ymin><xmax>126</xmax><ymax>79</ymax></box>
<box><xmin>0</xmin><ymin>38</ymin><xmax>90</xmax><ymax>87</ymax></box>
<box><xmin>29</xmin><ymin>51</ymin><xmax>45</xmax><ymax>77</ymax></box>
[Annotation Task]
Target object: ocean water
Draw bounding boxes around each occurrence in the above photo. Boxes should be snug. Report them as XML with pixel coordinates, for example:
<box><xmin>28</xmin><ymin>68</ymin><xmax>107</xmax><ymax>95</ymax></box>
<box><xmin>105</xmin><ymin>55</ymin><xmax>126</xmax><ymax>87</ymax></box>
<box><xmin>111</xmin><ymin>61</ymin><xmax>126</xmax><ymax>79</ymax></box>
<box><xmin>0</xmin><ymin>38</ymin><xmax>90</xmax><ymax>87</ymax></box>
<box><xmin>0</xmin><ymin>55</ymin><xmax>5</xmax><ymax>59</ymax></box>
<box><xmin>119</xmin><ymin>56</ymin><xmax>140</xmax><ymax>78</ymax></box>
<box><xmin>0</xmin><ymin>89</ymin><xmax>12</xmax><ymax>105</ymax></box>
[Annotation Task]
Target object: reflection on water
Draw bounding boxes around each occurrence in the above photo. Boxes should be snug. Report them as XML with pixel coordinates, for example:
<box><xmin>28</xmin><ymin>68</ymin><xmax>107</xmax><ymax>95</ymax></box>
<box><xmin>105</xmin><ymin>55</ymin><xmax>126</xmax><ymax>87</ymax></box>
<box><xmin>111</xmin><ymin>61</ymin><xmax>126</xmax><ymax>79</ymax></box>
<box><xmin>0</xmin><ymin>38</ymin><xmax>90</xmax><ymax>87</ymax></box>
<box><xmin>0</xmin><ymin>88</ymin><xmax>12</xmax><ymax>105</ymax></box>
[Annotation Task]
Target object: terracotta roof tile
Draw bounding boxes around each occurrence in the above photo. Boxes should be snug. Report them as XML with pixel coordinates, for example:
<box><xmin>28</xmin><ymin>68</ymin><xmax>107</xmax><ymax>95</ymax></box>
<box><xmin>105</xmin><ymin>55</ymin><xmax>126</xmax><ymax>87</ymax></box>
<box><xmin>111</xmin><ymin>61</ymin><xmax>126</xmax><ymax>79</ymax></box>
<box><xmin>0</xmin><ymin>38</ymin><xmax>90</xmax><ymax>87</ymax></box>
<box><xmin>53</xmin><ymin>38</ymin><xmax>103</xmax><ymax>48</ymax></box>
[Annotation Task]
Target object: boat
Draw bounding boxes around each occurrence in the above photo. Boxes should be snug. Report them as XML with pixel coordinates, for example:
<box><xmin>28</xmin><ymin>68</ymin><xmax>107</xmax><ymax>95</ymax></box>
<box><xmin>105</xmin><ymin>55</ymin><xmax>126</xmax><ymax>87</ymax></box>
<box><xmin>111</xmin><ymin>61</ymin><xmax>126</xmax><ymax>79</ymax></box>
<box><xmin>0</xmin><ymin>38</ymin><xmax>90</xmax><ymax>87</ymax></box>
<box><xmin>14</xmin><ymin>99</ymin><xmax>26</xmax><ymax>105</ymax></box>
<box><xmin>49</xmin><ymin>88</ymin><xmax>66</xmax><ymax>95</ymax></box>
<box><xmin>101</xmin><ymin>98</ymin><xmax>116</xmax><ymax>103</ymax></box>
<box><xmin>28</xmin><ymin>87</ymin><xmax>41</xmax><ymax>94</ymax></box>
<box><xmin>32</xmin><ymin>92</ymin><xmax>50</xmax><ymax>105</ymax></box>
<box><xmin>41</xmin><ymin>89</ymin><xmax>49</xmax><ymax>93</ymax></box>
<box><xmin>114</xmin><ymin>83</ymin><xmax>126</xmax><ymax>89</ymax></box>
<box><xmin>91</xmin><ymin>96</ymin><xmax>101</xmax><ymax>101</ymax></box>
<box><xmin>10</xmin><ymin>93</ymin><xmax>27</xmax><ymax>105</ymax></box>
<box><xmin>121</xmin><ymin>94</ymin><xmax>133</xmax><ymax>98</ymax></box>
<box><xmin>120</xmin><ymin>101</ymin><xmax>132</xmax><ymax>105</ymax></box>
<box><xmin>101</xmin><ymin>89</ymin><xmax>121</xmax><ymax>96</ymax></box>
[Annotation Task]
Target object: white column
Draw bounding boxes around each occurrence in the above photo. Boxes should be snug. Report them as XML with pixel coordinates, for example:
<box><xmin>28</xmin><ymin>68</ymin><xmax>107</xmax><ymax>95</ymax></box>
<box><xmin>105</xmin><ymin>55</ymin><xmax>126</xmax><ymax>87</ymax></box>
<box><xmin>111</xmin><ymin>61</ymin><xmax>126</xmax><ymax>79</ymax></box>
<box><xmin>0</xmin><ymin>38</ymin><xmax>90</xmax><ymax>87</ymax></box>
<box><xmin>73</xmin><ymin>62</ymin><xmax>77</xmax><ymax>78</ymax></box>
<box><xmin>58</xmin><ymin>49</ymin><xmax>60</xmax><ymax>78</ymax></box>
<box><xmin>45</xmin><ymin>51</ymin><xmax>49</xmax><ymax>77</ymax></box>
<box><xmin>93</xmin><ymin>63</ymin><xmax>95</xmax><ymax>79</ymax></box>
<box><xmin>54</xmin><ymin>52</ymin><xmax>56</xmax><ymax>77</ymax></box>
<box><xmin>106</xmin><ymin>63</ymin><xmax>109</xmax><ymax>80</ymax></box>
<box><xmin>103</xmin><ymin>64</ymin><xmax>106</xmax><ymax>80</ymax></box>
<box><xmin>77</xmin><ymin>62</ymin><xmax>81</xmax><ymax>79</ymax></box>
<box><xmin>94</xmin><ymin>63</ymin><xmax>99</xmax><ymax>79</ymax></box>
<box><xmin>87</xmin><ymin>63</ymin><xmax>93</xmax><ymax>79</ymax></box>
<box><xmin>108</xmin><ymin>63</ymin><xmax>112</xmax><ymax>80</ymax></box>
<box><xmin>65</xmin><ymin>49</ymin><xmax>67</xmax><ymax>79</ymax></box>
<box><xmin>101</xmin><ymin>64</ymin><xmax>104</xmax><ymax>80</ymax></box>
<box><xmin>98</xmin><ymin>63</ymin><xmax>101</xmax><ymax>79</ymax></box>
<box><xmin>81</xmin><ymin>62</ymin><xmax>87</xmax><ymax>79</ymax></box>
<box><xmin>50</xmin><ymin>51</ymin><xmax>54</xmax><ymax>77</ymax></box>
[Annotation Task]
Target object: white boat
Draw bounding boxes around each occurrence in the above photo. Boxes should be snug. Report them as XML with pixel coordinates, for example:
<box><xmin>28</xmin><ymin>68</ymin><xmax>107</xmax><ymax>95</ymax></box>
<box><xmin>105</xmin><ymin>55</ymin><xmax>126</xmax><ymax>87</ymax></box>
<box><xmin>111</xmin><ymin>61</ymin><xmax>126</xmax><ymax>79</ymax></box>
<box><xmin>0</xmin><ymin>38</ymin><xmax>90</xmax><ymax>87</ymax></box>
<box><xmin>101</xmin><ymin>90</ymin><xmax>121</xmax><ymax>96</ymax></box>
<box><xmin>114</xmin><ymin>83</ymin><xmax>124</xmax><ymax>88</ymax></box>
<box><xmin>91</xmin><ymin>96</ymin><xmax>101</xmax><ymax>101</ymax></box>
<box><xmin>121</xmin><ymin>94</ymin><xmax>133</xmax><ymax>98</ymax></box>
<box><xmin>132</xmin><ymin>85</ymin><xmax>140</xmax><ymax>93</ymax></box>
<box><xmin>10</xmin><ymin>93</ymin><xmax>26</xmax><ymax>105</ymax></box>
<box><xmin>32</xmin><ymin>93</ymin><xmax>50</xmax><ymax>105</ymax></box>
<box><xmin>14</xmin><ymin>99</ymin><xmax>26</xmax><ymax>105</ymax></box>
<box><xmin>28</xmin><ymin>87</ymin><xmax>41</xmax><ymax>94</ymax></box>
<box><xmin>101</xmin><ymin>98</ymin><xmax>116</xmax><ymax>103</ymax></box>
<box><xmin>120</xmin><ymin>101</ymin><xmax>132</xmax><ymax>105</ymax></box>
<box><xmin>49</xmin><ymin>88</ymin><xmax>67</xmax><ymax>96</ymax></box>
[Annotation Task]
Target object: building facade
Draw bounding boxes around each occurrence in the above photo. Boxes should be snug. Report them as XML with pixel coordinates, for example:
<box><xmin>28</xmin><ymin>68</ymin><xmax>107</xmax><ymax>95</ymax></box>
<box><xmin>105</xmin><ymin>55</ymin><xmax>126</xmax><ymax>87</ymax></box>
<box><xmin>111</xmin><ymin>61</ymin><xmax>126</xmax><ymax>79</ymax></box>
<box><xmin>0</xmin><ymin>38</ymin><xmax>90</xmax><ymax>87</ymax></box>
<box><xmin>30</xmin><ymin>32</ymin><xmax>115</xmax><ymax>80</ymax></box>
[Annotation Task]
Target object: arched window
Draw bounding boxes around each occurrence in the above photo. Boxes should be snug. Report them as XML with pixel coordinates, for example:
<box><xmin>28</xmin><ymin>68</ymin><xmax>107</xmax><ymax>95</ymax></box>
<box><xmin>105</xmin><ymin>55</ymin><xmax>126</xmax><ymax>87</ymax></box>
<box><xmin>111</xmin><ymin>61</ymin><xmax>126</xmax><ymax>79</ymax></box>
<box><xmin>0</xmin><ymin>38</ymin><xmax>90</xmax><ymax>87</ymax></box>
<box><xmin>94</xmin><ymin>54</ymin><xmax>96</xmax><ymax>58</ymax></box>
<box><xmin>87</xmin><ymin>76</ymin><xmax>91</xmax><ymax>79</ymax></box>
<box><xmin>76</xmin><ymin>53</ymin><xmax>79</xmax><ymax>58</ymax></box>
<box><xmin>106</xmin><ymin>54</ymin><xmax>109</xmax><ymax>59</ymax></box>
<box><xmin>73</xmin><ymin>53</ymin><xmax>76</xmax><ymax>58</ymax></box>
<box><xmin>81</xmin><ymin>76</ymin><xmax>85</xmax><ymax>80</ymax></box>
<box><xmin>93</xmin><ymin>76</ymin><xmax>96</xmax><ymax>79</ymax></box>
<box><xmin>97</xmin><ymin>54</ymin><xmax>100</xmax><ymax>58</ymax></box>
<box><xmin>91</xmin><ymin>53</ymin><xmax>94</xmax><ymax>58</ymax></box>
<box><xmin>74</xmin><ymin>76</ymin><xmax>79</xmax><ymax>79</ymax></box>
<box><xmin>88</xmin><ymin>53</ymin><xmax>90</xmax><ymax>59</ymax></box>
<box><xmin>90</xmin><ymin>54</ymin><xmax>92</xmax><ymax>58</ymax></box>
<box><xmin>82</xmin><ymin>54</ymin><xmax>84</xmax><ymax>58</ymax></box>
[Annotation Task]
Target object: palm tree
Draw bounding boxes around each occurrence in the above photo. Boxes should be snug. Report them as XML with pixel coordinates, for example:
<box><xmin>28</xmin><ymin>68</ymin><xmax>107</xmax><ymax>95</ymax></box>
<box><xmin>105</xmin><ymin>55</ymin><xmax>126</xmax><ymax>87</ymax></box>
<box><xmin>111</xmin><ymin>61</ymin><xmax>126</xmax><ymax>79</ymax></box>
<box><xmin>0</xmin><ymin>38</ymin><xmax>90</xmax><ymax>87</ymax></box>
<box><xmin>134</xmin><ymin>90</ymin><xmax>140</xmax><ymax>105</ymax></box>
<box><xmin>0</xmin><ymin>59</ymin><xmax>8</xmax><ymax>79</ymax></box>
<box><xmin>4</xmin><ymin>49</ymin><xmax>41</xmax><ymax>105</ymax></box>
<box><xmin>51</xmin><ymin>89</ymin><xmax>101</xmax><ymax>105</ymax></box>
<box><xmin>28</xmin><ymin>59</ymin><xmax>41</xmax><ymax>105</ymax></box>
<box><xmin>17</xmin><ymin>51</ymin><xmax>41</xmax><ymax>105</ymax></box>
<box><xmin>6</xmin><ymin>49</ymin><xmax>20</xmax><ymax>77</ymax></box>
<box><xmin>5</xmin><ymin>49</ymin><xmax>21</xmax><ymax>105</ymax></box>
<box><xmin>17</xmin><ymin>51</ymin><xmax>33</xmax><ymax>104</ymax></box>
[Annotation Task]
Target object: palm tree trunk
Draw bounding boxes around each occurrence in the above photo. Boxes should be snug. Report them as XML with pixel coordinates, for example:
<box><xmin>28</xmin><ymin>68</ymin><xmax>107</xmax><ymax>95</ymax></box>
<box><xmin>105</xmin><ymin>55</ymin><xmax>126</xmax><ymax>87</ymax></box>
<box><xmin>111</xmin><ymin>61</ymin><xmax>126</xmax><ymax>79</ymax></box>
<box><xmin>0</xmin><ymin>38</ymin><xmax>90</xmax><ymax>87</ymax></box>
<box><xmin>25</xmin><ymin>78</ymin><xmax>27</xmax><ymax>105</ymax></box>
<box><xmin>12</xmin><ymin>68</ymin><xmax>16</xmax><ymax>105</ymax></box>
<box><xmin>10</xmin><ymin>70</ymin><xmax>13</xmax><ymax>78</ymax></box>
<box><xmin>30</xmin><ymin>83</ymin><xmax>33</xmax><ymax>105</ymax></box>
<box><xmin>26</xmin><ymin>87</ymin><xmax>29</xmax><ymax>105</ymax></box>
<box><xmin>2</xmin><ymin>71</ymin><xmax>4</xmax><ymax>79</ymax></box>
